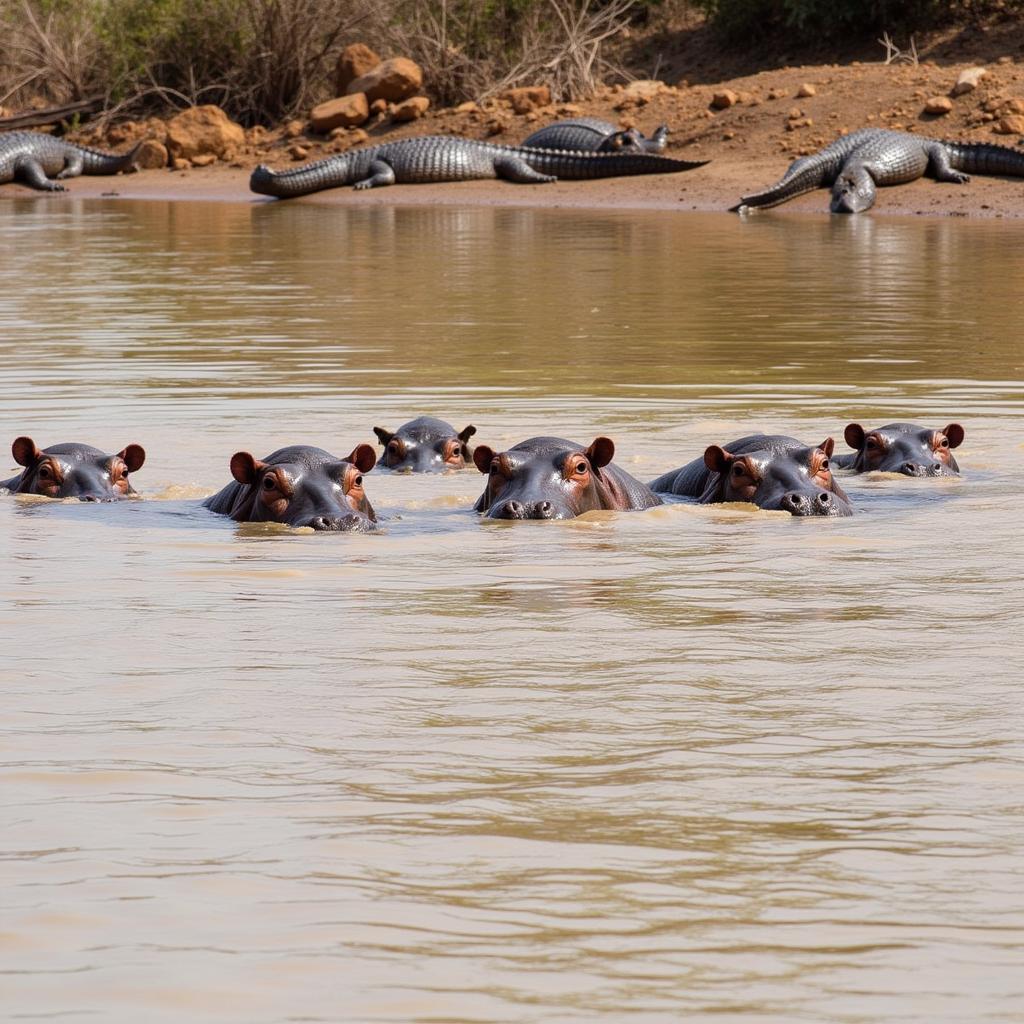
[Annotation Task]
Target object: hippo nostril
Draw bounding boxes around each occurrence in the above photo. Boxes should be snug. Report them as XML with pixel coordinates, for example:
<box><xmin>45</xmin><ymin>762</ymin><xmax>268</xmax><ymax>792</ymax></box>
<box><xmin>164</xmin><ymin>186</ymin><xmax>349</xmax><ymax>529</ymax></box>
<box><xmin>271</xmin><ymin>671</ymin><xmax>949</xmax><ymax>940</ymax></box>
<box><xmin>535</xmin><ymin>501</ymin><xmax>554</xmax><ymax>519</ymax></box>
<box><xmin>309</xmin><ymin>515</ymin><xmax>332</xmax><ymax>531</ymax></box>
<box><xmin>900</xmin><ymin>462</ymin><xmax>921</xmax><ymax>476</ymax></box>
<box><xmin>780</xmin><ymin>492</ymin><xmax>809</xmax><ymax>514</ymax></box>
<box><xmin>816</xmin><ymin>492</ymin><xmax>832</xmax><ymax>507</ymax></box>
<box><xmin>79</xmin><ymin>494</ymin><xmax>101</xmax><ymax>503</ymax></box>
<box><xmin>505</xmin><ymin>500</ymin><xmax>525</xmax><ymax>519</ymax></box>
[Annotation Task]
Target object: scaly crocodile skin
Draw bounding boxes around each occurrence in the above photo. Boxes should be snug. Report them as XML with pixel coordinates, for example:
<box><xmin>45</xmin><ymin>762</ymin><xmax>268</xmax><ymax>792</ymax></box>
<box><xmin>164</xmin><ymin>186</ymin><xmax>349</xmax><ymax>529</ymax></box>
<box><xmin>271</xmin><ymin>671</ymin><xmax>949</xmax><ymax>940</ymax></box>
<box><xmin>523</xmin><ymin>117</ymin><xmax>668</xmax><ymax>154</ymax></box>
<box><xmin>735</xmin><ymin>128</ymin><xmax>1024</xmax><ymax>213</ymax></box>
<box><xmin>250</xmin><ymin>134</ymin><xmax>705</xmax><ymax>198</ymax></box>
<box><xmin>0</xmin><ymin>131</ymin><xmax>140</xmax><ymax>191</ymax></box>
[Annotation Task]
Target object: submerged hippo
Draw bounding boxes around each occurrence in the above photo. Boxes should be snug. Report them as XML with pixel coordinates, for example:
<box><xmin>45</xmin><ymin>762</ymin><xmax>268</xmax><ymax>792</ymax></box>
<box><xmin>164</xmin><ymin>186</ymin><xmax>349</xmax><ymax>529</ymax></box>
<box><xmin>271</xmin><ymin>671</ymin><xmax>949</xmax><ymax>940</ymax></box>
<box><xmin>203</xmin><ymin>443</ymin><xmax>378</xmax><ymax>531</ymax></box>
<box><xmin>649</xmin><ymin>435</ymin><xmax>853</xmax><ymax>517</ymax></box>
<box><xmin>373</xmin><ymin>417</ymin><xmax>476</xmax><ymax>472</ymax></box>
<box><xmin>2</xmin><ymin>437</ymin><xmax>146</xmax><ymax>500</ymax></box>
<box><xmin>835</xmin><ymin>422</ymin><xmax>964</xmax><ymax>476</ymax></box>
<box><xmin>473</xmin><ymin>436</ymin><xmax>662</xmax><ymax>519</ymax></box>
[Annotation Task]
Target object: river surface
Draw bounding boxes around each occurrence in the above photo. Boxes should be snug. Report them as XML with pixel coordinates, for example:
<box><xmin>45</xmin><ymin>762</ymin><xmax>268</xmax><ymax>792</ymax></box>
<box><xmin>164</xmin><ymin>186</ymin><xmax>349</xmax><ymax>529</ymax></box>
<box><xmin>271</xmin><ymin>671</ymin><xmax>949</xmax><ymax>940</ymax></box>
<box><xmin>1</xmin><ymin>199</ymin><xmax>1023</xmax><ymax>1023</ymax></box>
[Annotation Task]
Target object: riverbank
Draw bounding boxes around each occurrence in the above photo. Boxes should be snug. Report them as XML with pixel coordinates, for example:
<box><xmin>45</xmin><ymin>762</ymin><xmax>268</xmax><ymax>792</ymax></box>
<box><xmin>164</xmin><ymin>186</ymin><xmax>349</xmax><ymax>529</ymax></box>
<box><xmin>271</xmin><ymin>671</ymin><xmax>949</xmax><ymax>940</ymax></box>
<box><xmin>7</xmin><ymin>55</ymin><xmax>1024</xmax><ymax>218</ymax></box>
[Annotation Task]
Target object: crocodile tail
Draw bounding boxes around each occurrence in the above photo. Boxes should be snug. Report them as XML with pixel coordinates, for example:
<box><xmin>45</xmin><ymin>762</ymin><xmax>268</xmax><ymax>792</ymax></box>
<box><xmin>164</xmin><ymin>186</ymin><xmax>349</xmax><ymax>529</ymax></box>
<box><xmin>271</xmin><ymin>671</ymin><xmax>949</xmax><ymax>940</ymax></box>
<box><xmin>735</xmin><ymin>156</ymin><xmax>832</xmax><ymax>211</ymax></box>
<box><xmin>249</xmin><ymin>155</ymin><xmax>352</xmax><ymax>198</ymax></box>
<box><xmin>79</xmin><ymin>141</ymin><xmax>144</xmax><ymax>175</ymax></box>
<box><xmin>944</xmin><ymin>141</ymin><xmax>1024</xmax><ymax>178</ymax></box>
<box><xmin>522</xmin><ymin>149</ymin><xmax>707</xmax><ymax>179</ymax></box>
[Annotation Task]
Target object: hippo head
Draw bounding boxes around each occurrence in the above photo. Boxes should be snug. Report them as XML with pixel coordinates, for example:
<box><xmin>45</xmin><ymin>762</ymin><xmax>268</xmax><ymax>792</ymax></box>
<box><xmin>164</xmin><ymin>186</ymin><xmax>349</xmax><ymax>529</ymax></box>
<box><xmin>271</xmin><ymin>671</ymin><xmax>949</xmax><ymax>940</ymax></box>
<box><xmin>843</xmin><ymin>422</ymin><xmax>964</xmax><ymax>476</ymax></box>
<box><xmin>830</xmin><ymin>166</ymin><xmax>877</xmax><ymax>214</ymax></box>
<box><xmin>703</xmin><ymin>438</ymin><xmax>853</xmax><ymax>516</ymax></box>
<box><xmin>473</xmin><ymin>436</ymin><xmax>622</xmax><ymax>520</ymax></box>
<box><xmin>373</xmin><ymin>417</ymin><xmax>476</xmax><ymax>473</ymax></box>
<box><xmin>227</xmin><ymin>444</ymin><xmax>377</xmax><ymax>530</ymax></box>
<box><xmin>7</xmin><ymin>437</ymin><xmax>145</xmax><ymax>500</ymax></box>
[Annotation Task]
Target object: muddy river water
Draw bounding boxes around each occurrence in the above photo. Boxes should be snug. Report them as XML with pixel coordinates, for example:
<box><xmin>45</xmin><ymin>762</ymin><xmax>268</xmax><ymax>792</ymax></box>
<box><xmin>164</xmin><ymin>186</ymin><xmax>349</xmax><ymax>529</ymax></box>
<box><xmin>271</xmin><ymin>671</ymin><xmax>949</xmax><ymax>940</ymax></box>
<box><xmin>2</xmin><ymin>198</ymin><xmax>1023</xmax><ymax>1023</ymax></box>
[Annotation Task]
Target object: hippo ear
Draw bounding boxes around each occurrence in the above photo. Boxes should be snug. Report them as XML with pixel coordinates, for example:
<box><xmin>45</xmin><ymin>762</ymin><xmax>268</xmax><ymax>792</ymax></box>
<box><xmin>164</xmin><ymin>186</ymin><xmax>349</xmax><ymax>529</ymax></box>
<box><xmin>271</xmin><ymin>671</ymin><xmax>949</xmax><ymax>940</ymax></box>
<box><xmin>943</xmin><ymin>423</ymin><xmax>965</xmax><ymax>448</ymax></box>
<box><xmin>704</xmin><ymin>445</ymin><xmax>732</xmax><ymax>474</ymax></box>
<box><xmin>473</xmin><ymin>445</ymin><xmax>495</xmax><ymax>474</ymax></box>
<box><xmin>12</xmin><ymin>436</ymin><xmax>41</xmax><ymax>467</ymax></box>
<box><xmin>819</xmin><ymin>437</ymin><xmax>835</xmax><ymax>458</ymax></box>
<box><xmin>844</xmin><ymin>423</ymin><xmax>866</xmax><ymax>450</ymax></box>
<box><xmin>458</xmin><ymin>424</ymin><xmax>477</xmax><ymax>444</ymax></box>
<box><xmin>346</xmin><ymin>443</ymin><xmax>377</xmax><ymax>473</ymax></box>
<box><xmin>229</xmin><ymin>452</ymin><xmax>266</xmax><ymax>485</ymax></box>
<box><xmin>373</xmin><ymin>426</ymin><xmax>393</xmax><ymax>446</ymax></box>
<box><xmin>118</xmin><ymin>444</ymin><xmax>146</xmax><ymax>472</ymax></box>
<box><xmin>585</xmin><ymin>437</ymin><xmax>615</xmax><ymax>469</ymax></box>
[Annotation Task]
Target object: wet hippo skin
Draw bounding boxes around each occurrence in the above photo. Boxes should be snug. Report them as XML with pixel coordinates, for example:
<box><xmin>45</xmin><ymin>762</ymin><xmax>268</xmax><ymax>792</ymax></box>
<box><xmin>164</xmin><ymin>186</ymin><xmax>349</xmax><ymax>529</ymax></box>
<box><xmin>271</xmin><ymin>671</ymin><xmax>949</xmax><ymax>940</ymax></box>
<box><xmin>2</xmin><ymin>437</ymin><xmax>145</xmax><ymax>500</ymax></box>
<box><xmin>834</xmin><ymin>422</ymin><xmax>964</xmax><ymax>476</ymax></box>
<box><xmin>203</xmin><ymin>443</ymin><xmax>378</xmax><ymax>531</ymax></box>
<box><xmin>373</xmin><ymin>417</ymin><xmax>476</xmax><ymax>472</ymax></box>
<box><xmin>473</xmin><ymin>436</ymin><xmax>662</xmax><ymax>520</ymax></box>
<box><xmin>649</xmin><ymin>435</ymin><xmax>853</xmax><ymax>517</ymax></box>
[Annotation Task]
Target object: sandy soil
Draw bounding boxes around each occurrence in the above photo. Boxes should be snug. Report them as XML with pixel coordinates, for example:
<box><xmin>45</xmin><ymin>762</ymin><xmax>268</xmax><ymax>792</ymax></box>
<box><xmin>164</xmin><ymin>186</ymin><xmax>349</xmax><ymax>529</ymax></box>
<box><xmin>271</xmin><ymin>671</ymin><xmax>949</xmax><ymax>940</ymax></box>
<box><xmin>6</xmin><ymin>57</ymin><xmax>1024</xmax><ymax>218</ymax></box>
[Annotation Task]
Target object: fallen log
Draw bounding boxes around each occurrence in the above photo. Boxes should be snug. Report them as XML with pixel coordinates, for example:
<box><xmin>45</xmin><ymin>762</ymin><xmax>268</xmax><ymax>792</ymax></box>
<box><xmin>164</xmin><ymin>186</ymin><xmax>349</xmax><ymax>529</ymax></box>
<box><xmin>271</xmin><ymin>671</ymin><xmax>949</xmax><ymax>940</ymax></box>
<box><xmin>0</xmin><ymin>97</ymin><xmax>103</xmax><ymax>131</ymax></box>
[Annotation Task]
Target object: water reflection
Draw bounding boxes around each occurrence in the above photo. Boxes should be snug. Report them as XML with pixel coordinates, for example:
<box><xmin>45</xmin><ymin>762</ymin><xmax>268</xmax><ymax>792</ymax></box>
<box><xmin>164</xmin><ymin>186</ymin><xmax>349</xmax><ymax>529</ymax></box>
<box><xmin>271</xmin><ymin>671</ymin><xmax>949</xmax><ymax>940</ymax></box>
<box><xmin>1</xmin><ymin>201</ymin><xmax>1022</xmax><ymax>1023</ymax></box>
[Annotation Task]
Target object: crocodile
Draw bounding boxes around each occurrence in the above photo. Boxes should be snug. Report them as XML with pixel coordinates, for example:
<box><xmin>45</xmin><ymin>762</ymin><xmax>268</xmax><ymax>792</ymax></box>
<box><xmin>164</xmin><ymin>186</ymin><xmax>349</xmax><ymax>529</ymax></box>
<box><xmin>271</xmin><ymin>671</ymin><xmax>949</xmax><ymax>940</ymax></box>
<box><xmin>522</xmin><ymin>117</ymin><xmax>668</xmax><ymax>153</ymax></box>
<box><xmin>733</xmin><ymin>128</ymin><xmax>1024</xmax><ymax>213</ymax></box>
<box><xmin>0</xmin><ymin>131</ymin><xmax>141</xmax><ymax>192</ymax></box>
<box><xmin>250</xmin><ymin>134</ymin><xmax>706</xmax><ymax>198</ymax></box>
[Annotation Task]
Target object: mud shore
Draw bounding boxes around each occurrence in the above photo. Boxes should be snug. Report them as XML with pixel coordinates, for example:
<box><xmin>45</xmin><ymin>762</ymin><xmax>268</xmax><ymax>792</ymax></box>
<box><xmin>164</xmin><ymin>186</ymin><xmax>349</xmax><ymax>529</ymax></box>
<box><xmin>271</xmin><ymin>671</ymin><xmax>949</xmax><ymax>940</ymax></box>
<box><xmin>4</xmin><ymin>57</ymin><xmax>1024</xmax><ymax>218</ymax></box>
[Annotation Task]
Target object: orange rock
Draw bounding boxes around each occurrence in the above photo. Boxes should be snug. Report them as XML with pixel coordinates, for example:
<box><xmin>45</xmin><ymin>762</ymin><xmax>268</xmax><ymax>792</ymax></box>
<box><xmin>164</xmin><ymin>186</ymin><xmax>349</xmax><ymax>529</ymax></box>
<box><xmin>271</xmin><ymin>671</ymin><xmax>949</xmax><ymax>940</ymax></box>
<box><xmin>346</xmin><ymin>57</ymin><xmax>423</xmax><ymax>104</ymax></box>
<box><xmin>994</xmin><ymin>115</ymin><xmax>1024</xmax><ymax>135</ymax></box>
<box><xmin>191</xmin><ymin>152</ymin><xmax>217</xmax><ymax>167</ymax></box>
<box><xmin>134</xmin><ymin>139</ymin><xmax>168</xmax><ymax>170</ymax></box>
<box><xmin>952</xmin><ymin>67</ymin><xmax>988</xmax><ymax>96</ymax></box>
<box><xmin>796</xmin><ymin>83</ymin><xmax>817</xmax><ymax>98</ymax></box>
<box><xmin>335</xmin><ymin>43</ymin><xmax>381</xmax><ymax>94</ymax></box>
<box><xmin>924</xmin><ymin>96</ymin><xmax>953</xmax><ymax>115</ymax></box>
<box><xmin>390</xmin><ymin>96</ymin><xmax>430</xmax><ymax>122</ymax></box>
<box><xmin>310</xmin><ymin>93</ymin><xmax>369</xmax><ymax>133</ymax></box>
<box><xmin>711</xmin><ymin>90</ymin><xmax>738</xmax><ymax>109</ymax></box>
<box><xmin>165</xmin><ymin>105</ymin><xmax>245</xmax><ymax>161</ymax></box>
<box><xmin>502</xmin><ymin>86</ymin><xmax>551</xmax><ymax>114</ymax></box>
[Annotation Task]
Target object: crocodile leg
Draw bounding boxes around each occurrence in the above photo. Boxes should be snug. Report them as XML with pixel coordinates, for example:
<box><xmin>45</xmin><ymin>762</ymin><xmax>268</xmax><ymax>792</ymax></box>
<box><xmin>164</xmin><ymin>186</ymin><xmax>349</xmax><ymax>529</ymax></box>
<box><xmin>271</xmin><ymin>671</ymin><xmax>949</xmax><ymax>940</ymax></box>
<box><xmin>353</xmin><ymin>159</ymin><xmax>396</xmax><ymax>190</ymax></box>
<box><xmin>15</xmin><ymin>157</ymin><xmax>65</xmax><ymax>192</ymax></box>
<box><xmin>925</xmin><ymin>143</ymin><xmax>970</xmax><ymax>184</ymax></box>
<box><xmin>57</xmin><ymin>153</ymin><xmax>85</xmax><ymax>179</ymax></box>
<box><xmin>494</xmin><ymin>155</ymin><xmax>556</xmax><ymax>184</ymax></box>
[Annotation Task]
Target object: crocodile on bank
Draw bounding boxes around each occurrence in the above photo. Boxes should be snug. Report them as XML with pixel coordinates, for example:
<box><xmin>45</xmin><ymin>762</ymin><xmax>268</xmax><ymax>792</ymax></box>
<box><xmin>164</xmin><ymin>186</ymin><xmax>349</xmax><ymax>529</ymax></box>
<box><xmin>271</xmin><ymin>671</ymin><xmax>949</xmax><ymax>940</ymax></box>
<box><xmin>0</xmin><ymin>131</ymin><xmax>141</xmax><ymax>192</ymax></box>
<box><xmin>250</xmin><ymin>134</ymin><xmax>706</xmax><ymax>198</ymax></box>
<box><xmin>733</xmin><ymin>128</ymin><xmax>1024</xmax><ymax>213</ymax></box>
<box><xmin>522</xmin><ymin>117</ymin><xmax>668</xmax><ymax>154</ymax></box>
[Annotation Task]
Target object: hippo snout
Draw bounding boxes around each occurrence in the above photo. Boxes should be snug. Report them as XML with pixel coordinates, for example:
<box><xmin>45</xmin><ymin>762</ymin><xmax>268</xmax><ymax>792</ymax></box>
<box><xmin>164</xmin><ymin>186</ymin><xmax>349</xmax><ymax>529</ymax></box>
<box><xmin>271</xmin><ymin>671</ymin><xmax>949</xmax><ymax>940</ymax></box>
<box><xmin>306</xmin><ymin>513</ymin><xmax>365</xmax><ymax>532</ymax></box>
<box><xmin>779</xmin><ymin>490</ymin><xmax>846</xmax><ymax>517</ymax></box>
<box><xmin>489</xmin><ymin>499</ymin><xmax>560</xmax><ymax>520</ymax></box>
<box><xmin>900</xmin><ymin>461</ymin><xmax>952</xmax><ymax>478</ymax></box>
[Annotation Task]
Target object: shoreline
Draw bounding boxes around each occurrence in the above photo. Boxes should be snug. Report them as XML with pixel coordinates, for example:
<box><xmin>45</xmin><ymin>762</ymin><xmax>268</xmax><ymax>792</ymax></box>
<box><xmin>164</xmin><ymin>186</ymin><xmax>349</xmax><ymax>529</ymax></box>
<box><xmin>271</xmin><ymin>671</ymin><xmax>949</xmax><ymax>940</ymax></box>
<box><xmin>4</xmin><ymin>157</ymin><xmax>1022</xmax><ymax>219</ymax></box>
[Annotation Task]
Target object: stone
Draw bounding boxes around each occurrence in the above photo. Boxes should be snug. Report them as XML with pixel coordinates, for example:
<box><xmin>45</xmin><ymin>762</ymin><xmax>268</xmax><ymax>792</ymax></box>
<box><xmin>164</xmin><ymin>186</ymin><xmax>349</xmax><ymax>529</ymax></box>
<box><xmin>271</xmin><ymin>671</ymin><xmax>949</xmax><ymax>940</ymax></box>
<box><xmin>390</xmin><ymin>95</ymin><xmax>430</xmax><ymax>122</ymax></box>
<box><xmin>310</xmin><ymin>93</ymin><xmax>368</xmax><ymax>132</ymax></box>
<box><xmin>787</xmin><ymin>106</ymin><xmax>803</xmax><ymax>120</ymax></box>
<box><xmin>289</xmin><ymin>145</ymin><xmax>309</xmax><ymax>160</ymax></box>
<box><xmin>502</xmin><ymin>86</ymin><xmax>551</xmax><ymax>114</ymax></box>
<box><xmin>711</xmin><ymin>90</ymin><xmax>738</xmax><ymax>109</ymax></box>
<box><xmin>134</xmin><ymin>139</ymin><xmax>168</xmax><ymax>170</ymax></box>
<box><xmin>171</xmin><ymin>158</ymin><xmax>191</xmax><ymax>171</ymax></box>
<box><xmin>622</xmin><ymin>80</ymin><xmax>665</xmax><ymax>101</ymax></box>
<box><xmin>165</xmin><ymin>105</ymin><xmax>245</xmax><ymax>161</ymax></box>
<box><xmin>191</xmin><ymin>152</ymin><xmax>216</xmax><ymax>167</ymax></box>
<box><xmin>455</xmin><ymin>101</ymin><xmax>478</xmax><ymax>114</ymax></box>
<box><xmin>346</xmin><ymin>57</ymin><xmax>423</xmax><ymax>104</ymax></box>
<box><xmin>952</xmin><ymin>67</ymin><xmax>988</xmax><ymax>96</ymax></box>
<box><xmin>796</xmin><ymin>82</ymin><xmax>817</xmax><ymax>98</ymax></box>
<box><xmin>247</xmin><ymin>125</ymin><xmax>268</xmax><ymax>144</ymax></box>
<box><xmin>994</xmin><ymin>115</ymin><xmax>1024</xmax><ymax>135</ymax></box>
<box><xmin>283</xmin><ymin>119</ymin><xmax>304</xmax><ymax>138</ymax></box>
<box><xmin>1005</xmin><ymin>98</ymin><xmax>1024</xmax><ymax>114</ymax></box>
<box><xmin>924</xmin><ymin>96</ymin><xmax>953</xmax><ymax>115</ymax></box>
<box><xmin>369</xmin><ymin>98</ymin><xmax>388</xmax><ymax>116</ymax></box>
<box><xmin>335</xmin><ymin>43</ymin><xmax>381</xmax><ymax>94</ymax></box>
<box><xmin>349</xmin><ymin>129</ymin><xmax>368</xmax><ymax>146</ymax></box>
<box><xmin>106</xmin><ymin>121</ymin><xmax>140</xmax><ymax>145</ymax></box>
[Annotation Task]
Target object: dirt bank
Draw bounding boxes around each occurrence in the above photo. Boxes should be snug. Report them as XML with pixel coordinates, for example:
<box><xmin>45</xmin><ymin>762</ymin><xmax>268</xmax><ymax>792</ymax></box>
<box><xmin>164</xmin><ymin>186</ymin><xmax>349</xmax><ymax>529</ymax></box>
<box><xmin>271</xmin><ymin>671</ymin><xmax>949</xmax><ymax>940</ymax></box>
<box><xmin>8</xmin><ymin>57</ymin><xmax>1024</xmax><ymax>218</ymax></box>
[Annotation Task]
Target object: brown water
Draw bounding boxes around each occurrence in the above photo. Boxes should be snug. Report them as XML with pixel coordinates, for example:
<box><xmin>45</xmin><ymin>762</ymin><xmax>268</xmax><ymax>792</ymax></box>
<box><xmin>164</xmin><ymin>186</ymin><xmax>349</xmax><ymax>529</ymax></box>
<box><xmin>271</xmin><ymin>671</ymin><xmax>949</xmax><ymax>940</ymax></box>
<box><xmin>2</xmin><ymin>199</ymin><xmax>1023</xmax><ymax>1023</ymax></box>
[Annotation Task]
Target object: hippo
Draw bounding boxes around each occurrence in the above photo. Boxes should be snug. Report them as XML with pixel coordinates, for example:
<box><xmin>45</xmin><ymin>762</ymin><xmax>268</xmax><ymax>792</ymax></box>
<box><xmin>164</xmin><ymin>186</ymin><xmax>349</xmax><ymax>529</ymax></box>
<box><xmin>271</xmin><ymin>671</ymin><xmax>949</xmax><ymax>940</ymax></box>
<box><xmin>649</xmin><ymin>435</ymin><xmax>853</xmax><ymax>517</ymax></box>
<box><xmin>373</xmin><ymin>417</ymin><xmax>476</xmax><ymax>472</ymax></box>
<box><xmin>203</xmin><ymin>443</ymin><xmax>378</xmax><ymax>531</ymax></box>
<box><xmin>834</xmin><ymin>422</ymin><xmax>964</xmax><ymax>476</ymax></box>
<box><xmin>2</xmin><ymin>437</ymin><xmax>146</xmax><ymax>500</ymax></box>
<box><xmin>473</xmin><ymin>436</ymin><xmax>662</xmax><ymax>519</ymax></box>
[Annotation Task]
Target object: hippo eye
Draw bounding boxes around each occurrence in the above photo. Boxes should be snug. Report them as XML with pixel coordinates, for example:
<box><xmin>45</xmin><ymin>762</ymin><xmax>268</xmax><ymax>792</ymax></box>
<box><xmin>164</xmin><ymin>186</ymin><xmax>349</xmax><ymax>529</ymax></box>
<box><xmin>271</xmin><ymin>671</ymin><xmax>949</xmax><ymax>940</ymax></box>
<box><xmin>866</xmin><ymin>437</ymin><xmax>880</xmax><ymax>449</ymax></box>
<box><xmin>732</xmin><ymin>464</ymin><xmax>744</xmax><ymax>476</ymax></box>
<box><xmin>353</xmin><ymin>475</ymin><xmax>363</xmax><ymax>487</ymax></box>
<box><xmin>37</xmin><ymin>465</ymin><xmax>52</xmax><ymax>480</ymax></box>
<box><xmin>489</xmin><ymin>463</ymin><xmax>500</xmax><ymax>475</ymax></box>
<box><xmin>820</xmin><ymin>459</ymin><xmax>829</xmax><ymax>472</ymax></box>
<box><xmin>940</xmin><ymin>438</ymin><xmax>949</xmax><ymax>448</ymax></box>
<box><xmin>575</xmin><ymin>461</ymin><xmax>588</xmax><ymax>475</ymax></box>
<box><xmin>262</xmin><ymin>476</ymin><xmax>276</xmax><ymax>491</ymax></box>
